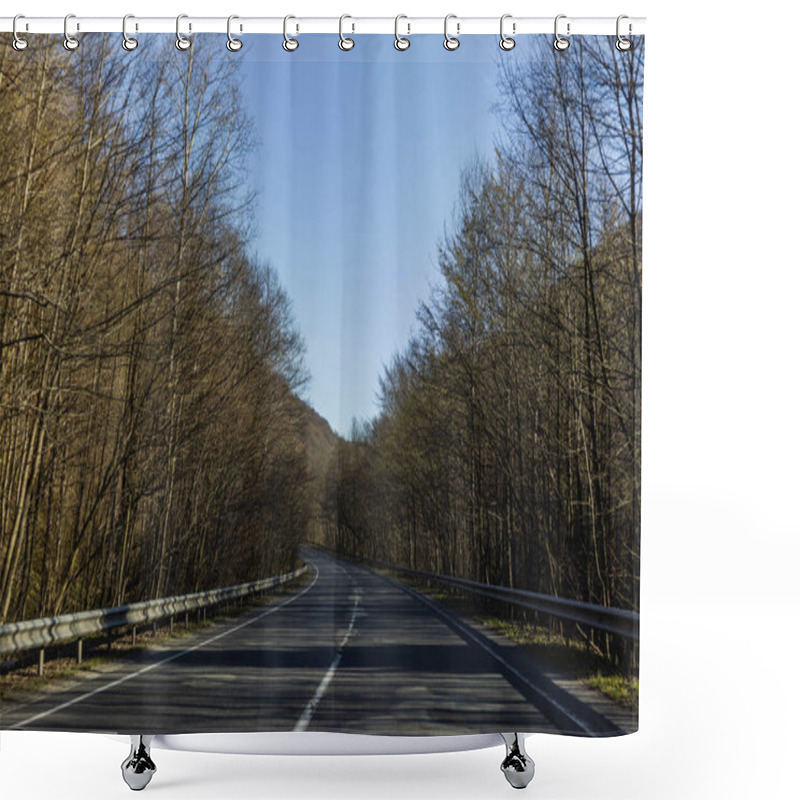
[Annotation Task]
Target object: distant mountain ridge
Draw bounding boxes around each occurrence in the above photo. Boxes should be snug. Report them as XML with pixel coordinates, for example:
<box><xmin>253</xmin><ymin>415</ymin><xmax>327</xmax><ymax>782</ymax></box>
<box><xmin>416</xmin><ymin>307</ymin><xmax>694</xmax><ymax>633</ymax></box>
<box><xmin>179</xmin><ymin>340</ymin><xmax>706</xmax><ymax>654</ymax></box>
<box><xmin>298</xmin><ymin>401</ymin><xmax>341</xmax><ymax>544</ymax></box>
<box><xmin>301</xmin><ymin>402</ymin><xmax>340</xmax><ymax>469</ymax></box>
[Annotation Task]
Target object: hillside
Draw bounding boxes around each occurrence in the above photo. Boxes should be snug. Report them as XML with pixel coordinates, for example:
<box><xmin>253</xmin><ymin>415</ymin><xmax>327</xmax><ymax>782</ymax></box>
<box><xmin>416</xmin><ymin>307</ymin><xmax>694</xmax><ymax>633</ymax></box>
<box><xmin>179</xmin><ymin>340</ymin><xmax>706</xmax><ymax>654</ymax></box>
<box><xmin>298</xmin><ymin>401</ymin><xmax>341</xmax><ymax>544</ymax></box>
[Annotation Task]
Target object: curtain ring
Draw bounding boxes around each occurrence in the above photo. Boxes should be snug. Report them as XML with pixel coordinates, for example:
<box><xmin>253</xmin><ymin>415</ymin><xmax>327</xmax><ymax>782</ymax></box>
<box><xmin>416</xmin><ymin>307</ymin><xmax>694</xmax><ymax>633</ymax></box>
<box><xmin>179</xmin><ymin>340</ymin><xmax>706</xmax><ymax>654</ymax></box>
<box><xmin>283</xmin><ymin>15</ymin><xmax>299</xmax><ymax>51</ymax></box>
<box><xmin>122</xmin><ymin>14</ymin><xmax>138</xmax><ymax>51</ymax></box>
<box><xmin>443</xmin><ymin>14</ymin><xmax>460</xmax><ymax>51</ymax></box>
<box><xmin>227</xmin><ymin>15</ymin><xmax>243</xmax><ymax>51</ymax></box>
<box><xmin>63</xmin><ymin>13</ymin><xmax>80</xmax><ymax>51</ymax></box>
<box><xmin>499</xmin><ymin>14</ymin><xmax>515</xmax><ymax>51</ymax></box>
<box><xmin>175</xmin><ymin>14</ymin><xmax>191</xmax><ymax>51</ymax></box>
<box><xmin>12</xmin><ymin>14</ymin><xmax>28</xmax><ymax>51</ymax></box>
<box><xmin>394</xmin><ymin>15</ymin><xmax>410</xmax><ymax>51</ymax></box>
<box><xmin>616</xmin><ymin>15</ymin><xmax>632</xmax><ymax>51</ymax></box>
<box><xmin>554</xmin><ymin>14</ymin><xmax>570</xmax><ymax>51</ymax></box>
<box><xmin>339</xmin><ymin>14</ymin><xmax>355</xmax><ymax>51</ymax></box>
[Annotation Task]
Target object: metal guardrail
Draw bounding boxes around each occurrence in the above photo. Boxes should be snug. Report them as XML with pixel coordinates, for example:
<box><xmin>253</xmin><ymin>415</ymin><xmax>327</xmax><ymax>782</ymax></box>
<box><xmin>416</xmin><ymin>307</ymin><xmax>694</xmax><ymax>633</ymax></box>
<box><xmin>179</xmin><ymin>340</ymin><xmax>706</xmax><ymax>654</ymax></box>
<box><xmin>0</xmin><ymin>565</ymin><xmax>309</xmax><ymax>661</ymax></box>
<box><xmin>358</xmin><ymin>556</ymin><xmax>639</xmax><ymax>642</ymax></box>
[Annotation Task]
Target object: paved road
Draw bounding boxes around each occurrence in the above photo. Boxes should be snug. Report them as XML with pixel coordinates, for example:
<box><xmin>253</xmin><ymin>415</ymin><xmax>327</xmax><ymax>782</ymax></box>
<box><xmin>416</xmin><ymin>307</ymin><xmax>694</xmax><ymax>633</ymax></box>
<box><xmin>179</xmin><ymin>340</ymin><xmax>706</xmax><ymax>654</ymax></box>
<box><xmin>0</xmin><ymin>548</ymin><xmax>621</xmax><ymax>735</ymax></box>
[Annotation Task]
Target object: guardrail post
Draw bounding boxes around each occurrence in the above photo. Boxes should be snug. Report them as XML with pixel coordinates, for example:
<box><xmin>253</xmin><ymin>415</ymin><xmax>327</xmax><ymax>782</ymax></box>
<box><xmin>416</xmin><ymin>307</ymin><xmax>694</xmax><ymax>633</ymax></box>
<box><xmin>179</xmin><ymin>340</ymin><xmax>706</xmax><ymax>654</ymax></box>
<box><xmin>0</xmin><ymin>565</ymin><xmax>310</xmax><ymax>667</ymax></box>
<box><xmin>169</xmin><ymin>616</ymin><xmax>174</xmax><ymax>634</ymax></box>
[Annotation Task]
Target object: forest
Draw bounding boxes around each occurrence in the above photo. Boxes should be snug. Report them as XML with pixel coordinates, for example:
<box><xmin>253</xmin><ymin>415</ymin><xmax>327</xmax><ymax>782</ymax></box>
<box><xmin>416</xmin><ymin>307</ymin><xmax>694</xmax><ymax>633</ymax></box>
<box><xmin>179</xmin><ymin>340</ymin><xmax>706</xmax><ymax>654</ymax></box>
<box><xmin>1</xmin><ymin>32</ymin><xmax>643</xmax><ymax>669</ymax></box>
<box><xmin>322</xmin><ymin>37</ymin><xmax>644</xmax><ymax>661</ymax></box>
<box><xmin>0</xmin><ymin>37</ymin><xmax>309</xmax><ymax>624</ymax></box>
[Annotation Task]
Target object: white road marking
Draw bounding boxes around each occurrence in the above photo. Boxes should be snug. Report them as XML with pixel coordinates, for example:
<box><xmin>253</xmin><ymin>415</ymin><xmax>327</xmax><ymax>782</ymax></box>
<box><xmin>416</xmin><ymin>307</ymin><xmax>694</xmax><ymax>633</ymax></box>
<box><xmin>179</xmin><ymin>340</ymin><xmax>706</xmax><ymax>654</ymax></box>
<box><xmin>293</xmin><ymin>589</ymin><xmax>361</xmax><ymax>732</ymax></box>
<box><xmin>385</xmin><ymin>575</ymin><xmax>596</xmax><ymax>735</ymax></box>
<box><xmin>8</xmin><ymin>566</ymin><xmax>320</xmax><ymax>730</ymax></box>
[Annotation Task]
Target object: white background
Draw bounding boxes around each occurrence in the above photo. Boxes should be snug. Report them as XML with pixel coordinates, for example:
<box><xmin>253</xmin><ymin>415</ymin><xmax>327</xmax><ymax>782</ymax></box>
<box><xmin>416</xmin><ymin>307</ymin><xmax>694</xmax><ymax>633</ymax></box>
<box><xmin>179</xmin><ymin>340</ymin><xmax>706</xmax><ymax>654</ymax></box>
<box><xmin>2</xmin><ymin>1</ymin><xmax>799</xmax><ymax>798</ymax></box>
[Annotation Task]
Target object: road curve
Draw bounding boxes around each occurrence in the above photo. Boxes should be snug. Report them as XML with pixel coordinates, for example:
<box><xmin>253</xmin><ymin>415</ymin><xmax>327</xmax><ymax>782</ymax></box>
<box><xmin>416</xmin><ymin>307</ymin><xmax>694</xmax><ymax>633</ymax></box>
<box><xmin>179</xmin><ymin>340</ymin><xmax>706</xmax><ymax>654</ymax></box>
<box><xmin>0</xmin><ymin>548</ymin><xmax>621</xmax><ymax>736</ymax></box>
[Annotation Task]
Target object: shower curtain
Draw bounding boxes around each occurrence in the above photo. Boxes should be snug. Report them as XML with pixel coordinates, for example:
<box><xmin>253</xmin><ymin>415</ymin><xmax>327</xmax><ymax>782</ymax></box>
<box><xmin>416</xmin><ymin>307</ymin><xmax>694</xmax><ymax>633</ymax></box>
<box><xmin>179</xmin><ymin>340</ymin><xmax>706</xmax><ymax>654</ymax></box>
<box><xmin>0</xmin><ymin>30</ymin><xmax>643</xmax><ymax>740</ymax></box>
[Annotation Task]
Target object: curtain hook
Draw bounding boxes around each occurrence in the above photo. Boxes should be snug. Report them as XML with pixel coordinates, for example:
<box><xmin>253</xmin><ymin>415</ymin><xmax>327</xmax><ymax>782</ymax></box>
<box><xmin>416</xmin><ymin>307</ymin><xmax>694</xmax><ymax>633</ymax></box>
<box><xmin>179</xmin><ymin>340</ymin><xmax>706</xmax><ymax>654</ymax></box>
<box><xmin>394</xmin><ymin>15</ymin><xmax>410</xmax><ymax>51</ymax></box>
<box><xmin>63</xmin><ymin>13</ymin><xmax>80</xmax><ymax>51</ymax></box>
<box><xmin>12</xmin><ymin>14</ymin><xmax>28</xmax><ymax>51</ymax></box>
<box><xmin>444</xmin><ymin>14</ymin><xmax>460</xmax><ymax>51</ymax></box>
<box><xmin>283</xmin><ymin>15</ymin><xmax>299</xmax><ymax>51</ymax></box>
<box><xmin>175</xmin><ymin>13</ymin><xmax>191</xmax><ymax>51</ymax></box>
<box><xmin>339</xmin><ymin>14</ymin><xmax>355</xmax><ymax>51</ymax></box>
<box><xmin>554</xmin><ymin>14</ymin><xmax>570</xmax><ymax>51</ymax></box>
<box><xmin>227</xmin><ymin>15</ymin><xmax>243</xmax><ymax>51</ymax></box>
<box><xmin>499</xmin><ymin>14</ymin><xmax>515</xmax><ymax>51</ymax></box>
<box><xmin>616</xmin><ymin>14</ymin><xmax>632</xmax><ymax>51</ymax></box>
<box><xmin>122</xmin><ymin>14</ymin><xmax>138</xmax><ymax>51</ymax></box>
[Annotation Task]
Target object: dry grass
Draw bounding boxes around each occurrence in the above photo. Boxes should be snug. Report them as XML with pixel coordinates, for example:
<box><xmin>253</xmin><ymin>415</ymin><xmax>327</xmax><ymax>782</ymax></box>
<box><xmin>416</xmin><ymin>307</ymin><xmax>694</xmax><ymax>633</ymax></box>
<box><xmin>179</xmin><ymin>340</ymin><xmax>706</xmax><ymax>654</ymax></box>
<box><xmin>586</xmin><ymin>673</ymin><xmax>639</xmax><ymax>711</ymax></box>
<box><xmin>379</xmin><ymin>570</ymin><xmax>639</xmax><ymax>713</ymax></box>
<box><xmin>479</xmin><ymin>616</ymin><xmax>639</xmax><ymax>712</ymax></box>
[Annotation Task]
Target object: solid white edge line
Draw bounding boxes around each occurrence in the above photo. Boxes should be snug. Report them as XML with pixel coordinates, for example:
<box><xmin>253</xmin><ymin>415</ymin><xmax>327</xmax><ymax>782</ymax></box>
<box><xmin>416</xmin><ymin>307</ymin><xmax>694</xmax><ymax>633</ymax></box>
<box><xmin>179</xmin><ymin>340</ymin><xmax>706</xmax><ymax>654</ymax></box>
<box><xmin>8</xmin><ymin>565</ymin><xmax>320</xmax><ymax>730</ymax></box>
<box><xmin>385</xmin><ymin>575</ymin><xmax>596</xmax><ymax>736</ymax></box>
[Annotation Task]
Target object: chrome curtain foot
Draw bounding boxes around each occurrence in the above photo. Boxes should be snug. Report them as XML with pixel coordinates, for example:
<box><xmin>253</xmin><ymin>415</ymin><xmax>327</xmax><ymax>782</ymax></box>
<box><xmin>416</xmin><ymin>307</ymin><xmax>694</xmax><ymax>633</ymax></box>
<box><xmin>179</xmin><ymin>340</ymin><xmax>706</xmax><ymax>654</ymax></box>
<box><xmin>121</xmin><ymin>735</ymin><xmax>157</xmax><ymax>791</ymax></box>
<box><xmin>500</xmin><ymin>733</ymin><xmax>535</xmax><ymax>789</ymax></box>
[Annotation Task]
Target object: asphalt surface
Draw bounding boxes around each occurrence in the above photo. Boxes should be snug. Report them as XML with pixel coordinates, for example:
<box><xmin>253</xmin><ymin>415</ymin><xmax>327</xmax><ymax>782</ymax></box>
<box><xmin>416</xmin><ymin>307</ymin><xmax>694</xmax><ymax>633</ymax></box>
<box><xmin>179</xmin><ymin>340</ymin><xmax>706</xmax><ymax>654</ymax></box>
<box><xmin>0</xmin><ymin>548</ymin><xmax>624</xmax><ymax>735</ymax></box>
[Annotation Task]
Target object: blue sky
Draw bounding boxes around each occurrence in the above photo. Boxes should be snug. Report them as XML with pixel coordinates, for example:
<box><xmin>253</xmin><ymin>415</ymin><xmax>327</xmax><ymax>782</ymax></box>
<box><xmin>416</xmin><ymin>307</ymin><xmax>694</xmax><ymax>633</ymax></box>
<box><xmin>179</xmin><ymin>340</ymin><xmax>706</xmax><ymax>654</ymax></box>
<box><xmin>241</xmin><ymin>35</ymin><xmax>507</xmax><ymax>435</ymax></box>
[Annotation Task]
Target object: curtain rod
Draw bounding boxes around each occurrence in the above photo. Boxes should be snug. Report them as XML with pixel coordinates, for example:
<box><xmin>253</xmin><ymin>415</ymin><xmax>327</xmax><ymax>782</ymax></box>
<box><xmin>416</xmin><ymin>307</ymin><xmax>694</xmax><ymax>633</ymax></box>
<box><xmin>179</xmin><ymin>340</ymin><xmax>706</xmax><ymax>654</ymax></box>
<box><xmin>0</xmin><ymin>16</ymin><xmax>646</xmax><ymax>37</ymax></box>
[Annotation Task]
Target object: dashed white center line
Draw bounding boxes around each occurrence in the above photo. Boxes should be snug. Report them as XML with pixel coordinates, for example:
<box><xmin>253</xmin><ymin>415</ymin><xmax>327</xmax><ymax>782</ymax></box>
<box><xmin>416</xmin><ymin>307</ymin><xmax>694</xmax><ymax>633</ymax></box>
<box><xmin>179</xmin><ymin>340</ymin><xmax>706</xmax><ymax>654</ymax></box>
<box><xmin>293</xmin><ymin>589</ymin><xmax>361</xmax><ymax>732</ymax></box>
